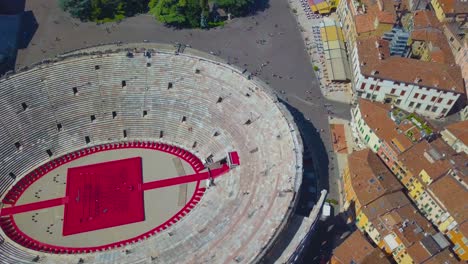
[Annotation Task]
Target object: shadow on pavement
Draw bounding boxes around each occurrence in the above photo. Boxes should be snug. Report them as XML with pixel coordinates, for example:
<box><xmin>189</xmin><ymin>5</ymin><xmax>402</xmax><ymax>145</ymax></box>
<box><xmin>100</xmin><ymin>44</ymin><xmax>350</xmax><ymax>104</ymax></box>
<box><xmin>18</xmin><ymin>10</ymin><xmax>39</xmax><ymax>49</ymax></box>
<box><xmin>280</xmin><ymin>99</ymin><xmax>330</xmax><ymax>217</ymax></box>
<box><xmin>0</xmin><ymin>0</ymin><xmax>26</xmax><ymax>15</ymax></box>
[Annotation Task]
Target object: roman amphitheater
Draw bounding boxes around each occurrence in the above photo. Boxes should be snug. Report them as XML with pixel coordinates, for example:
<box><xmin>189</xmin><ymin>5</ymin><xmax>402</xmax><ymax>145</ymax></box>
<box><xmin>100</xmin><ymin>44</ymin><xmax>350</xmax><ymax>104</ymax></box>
<box><xmin>0</xmin><ymin>43</ymin><xmax>303</xmax><ymax>263</ymax></box>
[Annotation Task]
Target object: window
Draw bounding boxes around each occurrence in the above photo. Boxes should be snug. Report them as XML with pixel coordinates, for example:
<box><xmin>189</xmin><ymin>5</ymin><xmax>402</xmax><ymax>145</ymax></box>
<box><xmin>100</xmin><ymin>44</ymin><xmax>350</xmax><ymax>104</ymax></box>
<box><xmin>72</xmin><ymin>87</ymin><xmax>78</xmax><ymax>95</ymax></box>
<box><xmin>168</xmin><ymin>82</ymin><xmax>173</xmax><ymax>89</ymax></box>
<box><xmin>416</xmin><ymin>103</ymin><xmax>421</xmax><ymax>109</ymax></box>
<box><xmin>366</xmin><ymin>93</ymin><xmax>371</xmax><ymax>99</ymax></box>
<box><xmin>90</xmin><ymin>115</ymin><xmax>96</xmax><ymax>123</ymax></box>
<box><xmin>432</xmin><ymin>106</ymin><xmax>438</xmax><ymax>112</ymax></box>
<box><xmin>217</xmin><ymin>97</ymin><xmax>223</xmax><ymax>103</ymax></box>
<box><xmin>376</xmin><ymin>86</ymin><xmax>381</xmax><ymax>91</ymax></box>
<box><xmin>437</xmin><ymin>98</ymin><xmax>443</xmax><ymax>103</ymax></box>
<box><xmin>370</xmin><ymin>85</ymin><xmax>375</xmax><ymax>90</ymax></box>
<box><xmin>112</xmin><ymin>111</ymin><xmax>117</xmax><ymax>119</ymax></box>
<box><xmin>441</xmin><ymin>108</ymin><xmax>448</xmax><ymax>114</ymax></box>
<box><xmin>400</xmin><ymin>91</ymin><xmax>406</xmax><ymax>96</ymax></box>
<box><xmin>9</xmin><ymin>173</ymin><xmax>16</xmax><ymax>179</ymax></box>
<box><xmin>94</xmin><ymin>65</ymin><xmax>100</xmax><ymax>70</ymax></box>
<box><xmin>372</xmin><ymin>94</ymin><xmax>377</xmax><ymax>100</ymax></box>
<box><xmin>181</xmin><ymin>116</ymin><xmax>187</xmax><ymax>122</ymax></box>
<box><xmin>391</xmin><ymin>88</ymin><xmax>396</xmax><ymax>94</ymax></box>
<box><xmin>360</xmin><ymin>83</ymin><xmax>366</xmax><ymax>90</ymax></box>
<box><xmin>57</xmin><ymin>123</ymin><xmax>63</xmax><ymax>131</ymax></box>
<box><xmin>425</xmin><ymin>105</ymin><xmax>431</xmax><ymax>111</ymax></box>
<box><xmin>414</xmin><ymin>93</ymin><xmax>419</xmax><ymax>99</ymax></box>
<box><xmin>21</xmin><ymin>102</ymin><xmax>28</xmax><ymax>111</ymax></box>
<box><xmin>421</xmin><ymin>94</ymin><xmax>427</xmax><ymax>100</ymax></box>
<box><xmin>121</xmin><ymin>80</ymin><xmax>126</xmax><ymax>88</ymax></box>
<box><xmin>448</xmin><ymin>99</ymin><xmax>453</xmax><ymax>105</ymax></box>
<box><xmin>143</xmin><ymin>110</ymin><xmax>148</xmax><ymax>117</ymax></box>
<box><xmin>46</xmin><ymin>149</ymin><xmax>53</xmax><ymax>157</ymax></box>
<box><xmin>123</xmin><ymin>130</ymin><xmax>128</xmax><ymax>138</ymax></box>
<box><xmin>431</xmin><ymin>96</ymin><xmax>436</xmax><ymax>102</ymax></box>
<box><xmin>396</xmin><ymin>99</ymin><xmax>402</xmax><ymax>105</ymax></box>
<box><xmin>159</xmin><ymin>131</ymin><xmax>164</xmax><ymax>138</ymax></box>
<box><xmin>85</xmin><ymin>136</ymin><xmax>90</xmax><ymax>144</ymax></box>
<box><xmin>409</xmin><ymin>102</ymin><xmax>415</xmax><ymax>107</ymax></box>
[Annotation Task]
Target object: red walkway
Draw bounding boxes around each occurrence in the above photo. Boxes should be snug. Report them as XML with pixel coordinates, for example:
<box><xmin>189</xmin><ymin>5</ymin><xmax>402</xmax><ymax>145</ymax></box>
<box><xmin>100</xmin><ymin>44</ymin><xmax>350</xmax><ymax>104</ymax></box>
<box><xmin>0</xmin><ymin>197</ymin><xmax>66</xmax><ymax>216</ymax></box>
<box><xmin>0</xmin><ymin>164</ymin><xmax>230</xmax><ymax>217</ymax></box>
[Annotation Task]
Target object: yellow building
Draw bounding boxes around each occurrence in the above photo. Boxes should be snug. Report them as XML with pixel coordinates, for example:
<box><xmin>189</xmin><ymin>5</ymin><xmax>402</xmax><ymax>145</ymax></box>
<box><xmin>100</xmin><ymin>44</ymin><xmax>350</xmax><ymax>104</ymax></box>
<box><xmin>430</xmin><ymin>0</ymin><xmax>468</xmax><ymax>22</ymax></box>
<box><xmin>429</xmin><ymin>172</ymin><xmax>468</xmax><ymax>260</ymax></box>
<box><xmin>308</xmin><ymin>0</ymin><xmax>340</xmax><ymax>14</ymax></box>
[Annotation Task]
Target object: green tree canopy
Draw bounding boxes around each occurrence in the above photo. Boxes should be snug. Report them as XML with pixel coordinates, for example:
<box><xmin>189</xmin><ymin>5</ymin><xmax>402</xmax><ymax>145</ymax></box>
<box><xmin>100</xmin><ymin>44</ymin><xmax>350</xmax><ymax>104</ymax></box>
<box><xmin>59</xmin><ymin>0</ymin><xmax>92</xmax><ymax>20</ymax></box>
<box><xmin>59</xmin><ymin>0</ymin><xmax>148</xmax><ymax>21</ymax></box>
<box><xmin>148</xmin><ymin>0</ymin><xmax>201</xmax><ymax>28</ymax></box>
<box><xmin>212</xmin><ymin>0</ymin><xmax>255</xmax><ymax>16</ymax></box>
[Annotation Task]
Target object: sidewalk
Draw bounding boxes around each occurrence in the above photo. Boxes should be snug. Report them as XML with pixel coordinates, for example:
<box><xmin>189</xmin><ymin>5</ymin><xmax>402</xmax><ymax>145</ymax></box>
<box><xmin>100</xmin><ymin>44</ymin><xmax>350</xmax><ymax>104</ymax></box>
<box><xmin>287</xmin><ymin>0</ymin><xmax>352</xmax><ymax>104</ymax></box>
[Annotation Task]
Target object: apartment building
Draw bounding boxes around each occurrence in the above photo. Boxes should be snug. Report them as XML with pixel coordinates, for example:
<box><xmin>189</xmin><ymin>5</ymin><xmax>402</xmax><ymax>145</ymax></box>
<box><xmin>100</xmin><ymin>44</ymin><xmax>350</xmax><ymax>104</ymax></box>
<box><xmin>441</xmin><ymin>120</ymin><xmax>468</xmax><ymax>153</ymax></box>
<box><xmin>350</xmin><ymin>35</ymin><xmax>464</xmax><ymax>118</ymax></box>
<box><xmin>352</xmin><ymin>99</ymin><xmax>468</xmax><ymax>260</ymax></box>
<box><xmin>430</xmin><ymin>0</ymin><xmax>468</xmax><ymax>22</ymax></box>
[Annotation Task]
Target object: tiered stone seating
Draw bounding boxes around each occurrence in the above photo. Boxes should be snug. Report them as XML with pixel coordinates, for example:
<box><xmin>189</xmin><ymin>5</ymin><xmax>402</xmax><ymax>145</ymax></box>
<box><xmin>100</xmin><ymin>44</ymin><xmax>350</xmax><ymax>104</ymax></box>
<box><xmin>0</xmin><ymin>44</ymin><xmax>303</xmax><ymax>263</ymax></box>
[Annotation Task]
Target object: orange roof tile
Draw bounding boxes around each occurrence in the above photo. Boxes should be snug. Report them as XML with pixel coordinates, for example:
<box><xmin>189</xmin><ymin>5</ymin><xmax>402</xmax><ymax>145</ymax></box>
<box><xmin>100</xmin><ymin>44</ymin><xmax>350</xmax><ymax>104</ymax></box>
<box><xmin>371</xmin><ymin>203</ymin><xmax>436</xmax><ymax>248</ymax></box>
<box><xmin>358</xmin><ymin>99</ymin><xmax>425</xmax><ymax>153</ymax></box>
<box><xmin>429</xmin><ymin>174</ymin><xmax>468</xmax><ymax>224</ymax></box>
<box><xmin>445</xmin><ymin>120</ymin><xmax>468</xmax><ymax>146</ymax></box>
<box><xmin>356</xmin><ymin>36</ymin><xmax>465</xmax><ymax>93</ymax></box>
<box><xmin>438</xmin><ymin>0</ymin><xmax>468</xmax><ymax>14</ymax></box>
<box><xmin>361</xmin><ymin>191</ymin><xmax>411</xmax><ymax>221</ymax></box>
<box><xmin>332</xmin><ymin>231</ymin><xmax>379</xmax><ymax>264</ymax></box>
<box><xmin>406</xmin><ymin>242</ymin><xmax>433</xmax><ymax>263</ymax></box>
<box><xmin>348</xmin><ymin>149</ymin><xmax>403</xmax><ymax>206</ymax></box>
<box><xmin>413</xmin><ymin>10</ymin><xmax>440</xmax><ymax>29</ymax></box>
<box><xmin>424</xmin><ymin>248</ymin><xmax>462</xmax><ymax>264</ymax></box>
<box><xmin>399</xmin><ymin>138</ymin><xmax>453</xmax><ymax>182</ymax></box>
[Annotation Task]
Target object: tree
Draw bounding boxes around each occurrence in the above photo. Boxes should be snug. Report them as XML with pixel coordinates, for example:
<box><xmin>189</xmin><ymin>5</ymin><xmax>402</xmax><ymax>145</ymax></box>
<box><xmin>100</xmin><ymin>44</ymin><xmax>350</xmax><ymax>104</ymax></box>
<box><xmin>212</xmin><ymin>0</ymin><xmax>255</xmax><ymax>16</ymax></box>
<box><xmin>148</xmin><ymin>0</ymin><xmax>200</xmax><ymax>28</ymax></box>
<box><xmin>59</xmin><ymin>0</ymin><xmax>148</xmax><ymax>22</ymax></box>
<box><xmin>58</xmin><ymin>0</ymin><xmax>92</xmax><ymax>20</ymax></box>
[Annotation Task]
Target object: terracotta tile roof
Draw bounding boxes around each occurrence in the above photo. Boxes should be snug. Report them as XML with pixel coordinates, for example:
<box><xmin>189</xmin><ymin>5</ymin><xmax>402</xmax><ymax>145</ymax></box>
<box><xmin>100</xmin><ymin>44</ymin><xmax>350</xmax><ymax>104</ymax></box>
<box><xmin>399</xmin><ymin>138</ymin><xmax>453</xmax><ymax>182</ymax></box>
<box><xmin>355</xmin><ymin>15</ymin><xmax>376</xmax><ymax>34</ymax></box>
<box><xmin>438</xmin><ymin>0</ymin><xmax>468</xmax><ymax>14</ymax></box>
<box><xmin>354</xmin><ymin>0</ymin><xmax>396</xmax><ymax>34</ymax></box>
<box><xmin>332</xmin><ymin>231</ymin><xmax>379</xmax><ymax>264</ymax></box>
<box><xmin>424</xmin><ymin>248</ymin><xmax>462</xmax><ymax>264</ymax></box>
<box><xmin>361</xmin><ymin>191</ymin><xmax>411</xmax><ymax>221</ymax></box>
<box><xmin>429</xmin><ymin>173</ymin><xmax>468</xmax><ymax>224</ymax></box>
<box><xmin>371</xmin><ymin>203</ymin><xmax>436</xmax><ymax>248</ymax></box>
<box><xmin>358</xmin><ymin>99</ymin><xmax>427</xmax><ymax>153</ymax></box>
<box><xmin>445</xmin><ymin>120</ymin><xmax>468</xmax><ymax>146</ymax></box>
<box><xmin>348</xmin><ymin>149</ymin><xmax>403</xmax><ymax>206</ymax></box>
<box><xmin>406</xmin><ymin>242</ymin><xmax>433</xmax><ymax>263</ymax></box>
<box><xmin>361</xmin><ymin>249</ymin><xmax>392</xmax><ymax>264</ymax></box>
<box><xmin>356</xmin><ymin>36</ymin><xmax>465</xmax><ymax>93</ymax></box>
<box><xmin>377</xmin><ymin>11</ymin><xmax>395</xmax><ymax>24</ymax></box>
<box><xmin>459</xmin><ymin>221</ymin><xmax>468</xmax><ymax>238</ymax></box>
<box><xmin>413</xmin><ymin>10</ymin><xmax>440</xmax><ymax>29</ymax></box>
<box><xmin>410</xmin><ymin>29</ymin><xmax>456</xmax><ymax>64</ymax></box>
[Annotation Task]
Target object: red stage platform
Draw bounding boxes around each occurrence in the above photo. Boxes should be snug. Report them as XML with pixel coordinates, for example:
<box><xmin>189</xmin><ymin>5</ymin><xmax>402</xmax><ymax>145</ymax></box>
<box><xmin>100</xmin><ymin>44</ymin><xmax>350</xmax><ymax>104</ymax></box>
<box><xmin>63</xmin><ymin>157</ymin><xmax>144</xmax><ymax>236</ymax></box>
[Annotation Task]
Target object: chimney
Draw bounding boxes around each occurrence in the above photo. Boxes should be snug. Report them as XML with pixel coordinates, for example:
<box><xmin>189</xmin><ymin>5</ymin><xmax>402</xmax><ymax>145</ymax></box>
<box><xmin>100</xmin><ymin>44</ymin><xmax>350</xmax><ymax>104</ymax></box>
<box><xmin>414</xmin><ymin>77</ymin><xmax>422</xmax><ymax>83</ymax></box>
